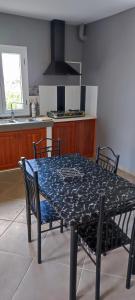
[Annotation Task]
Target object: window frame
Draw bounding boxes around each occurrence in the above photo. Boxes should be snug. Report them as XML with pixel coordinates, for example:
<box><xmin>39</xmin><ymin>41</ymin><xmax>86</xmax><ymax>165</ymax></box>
<box><xmin>0</xmin><ymin>45</ymin><xmax>29</xmax><ymax>117</ymax></box>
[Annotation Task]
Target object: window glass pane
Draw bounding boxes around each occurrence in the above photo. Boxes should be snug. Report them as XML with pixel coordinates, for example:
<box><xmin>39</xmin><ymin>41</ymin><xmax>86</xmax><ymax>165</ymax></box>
<box><xmin>2</xmin><ymin>53</ymin><xmax>23</xmax><ymax>110</ymax></box>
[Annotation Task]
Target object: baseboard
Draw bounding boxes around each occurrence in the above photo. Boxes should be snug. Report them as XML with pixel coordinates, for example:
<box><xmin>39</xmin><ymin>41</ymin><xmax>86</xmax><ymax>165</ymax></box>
<box><xmin>0</xmin><ymin>167</ymin><xmax>20</xmax><ymax>173</ymax></box>
<box><xmin>118</xmin><ymin>165</ymin><xmax>135</xmax><ymax>178</ymax></box>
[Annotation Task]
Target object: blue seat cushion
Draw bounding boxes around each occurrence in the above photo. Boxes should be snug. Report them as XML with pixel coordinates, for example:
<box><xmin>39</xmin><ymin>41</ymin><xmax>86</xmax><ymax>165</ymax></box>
<box><xmin>40</xmin><ymin>200</ymin><xmax>60</xmax><ymax>224</ymax></box>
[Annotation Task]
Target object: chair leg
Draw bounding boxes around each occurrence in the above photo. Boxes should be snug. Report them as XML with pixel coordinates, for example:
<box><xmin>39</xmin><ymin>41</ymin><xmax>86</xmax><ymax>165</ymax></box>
<box><xmin>64</xmin><ymin>221</ymin><xmax>68</xmax><ymax>228</ymax></box>
<box><xmin>132</xmin><ymin>253</ymin><xmax>135</xmax><ymax>275</ymax></box>
<box><xmin>37</xmin><ymin>222</ymin><xmax>41</xmax><ymax>264</ymax></box>
<box><xmin>60</xmin><ymin>219</ymin><xmax>63</xmax><ymax>233</ymax></box>
<box><xmin>26</xmin><ymin>205</ymin><xmax>31</xmax><ymax>243</ymax></box>
<box><xmin>95</xmin><ymin>196</ymin><xmax>104</xmax><ymax>300</ymax></box>
<box><xmin>69</xmin><ymin>224</ymin><xmax>78</xmax><ymax>300</ymax></box>
<box><xmin>49</xmin><ymin>221</ymin><xmax>52</xmax><ymax>230</ymax></box>
<box><xmin>126</xmin><ymin>220</ymin><xmax>135</xmax><ymax>289</ymax></box>
<box><xmin>126</xmin><ymin>246</ymin><xmax>135</xmax><ymax>289</ymax></box>
<box><xmin>126</xmin><ymin>252</ymin><xmax>133</xmax><ymax>289</ymax></box>
<box><xmin>95</xmin><ymin>252</ymin><xmax>101</xmax><ymax>300</ymax></box>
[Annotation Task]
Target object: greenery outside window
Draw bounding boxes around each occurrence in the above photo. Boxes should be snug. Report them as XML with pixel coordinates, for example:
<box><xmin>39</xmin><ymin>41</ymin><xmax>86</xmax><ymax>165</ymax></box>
<box><xmin>0</xmin><ymin>45</ymin><xmax>29</xmax><ymax>116</ymax></box>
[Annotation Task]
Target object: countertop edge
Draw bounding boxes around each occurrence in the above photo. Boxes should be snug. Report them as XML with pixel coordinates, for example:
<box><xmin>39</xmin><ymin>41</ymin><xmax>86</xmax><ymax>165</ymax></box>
<box><xmin>50</xmin><ymin>115</ymin><xmax>97</xmax><ymax>123</ymax></box>
<box><xmin>0</xmin><ymin>121</ymin><xmax>53</xmax><ymax>132</ymax></box>
<box><xmin>0</xmin><ymin>115</ymin><xmax>96</xmax><ymax>132</ymax></box>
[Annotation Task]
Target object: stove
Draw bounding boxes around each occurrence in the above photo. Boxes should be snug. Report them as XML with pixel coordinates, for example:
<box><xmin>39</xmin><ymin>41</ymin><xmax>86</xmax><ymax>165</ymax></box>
<box><xmin>47</xmin><ymin>110</ymin><xmax>85</xmax><ymax>119</ymax></box>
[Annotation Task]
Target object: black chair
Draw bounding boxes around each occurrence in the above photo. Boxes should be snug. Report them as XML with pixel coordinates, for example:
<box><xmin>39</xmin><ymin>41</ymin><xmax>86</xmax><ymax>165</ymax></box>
<box><xmin>33</xmin><ymin>137</ymin><xmax>61</xmax><ymax>158</ymax></box>
<box><xmin>20</xmin><ymin>157</ymin><xmax>63</xmax><ymax>264</ymax></box>
<box><xmin>78</xmin><ymin>190</ymin><xmax>135</xmax><ymax>300</ymax></box>
<box><xmin>96</xmin><ymin>146</ymin><xmax>120</xmax><ymax>174</ymax></box>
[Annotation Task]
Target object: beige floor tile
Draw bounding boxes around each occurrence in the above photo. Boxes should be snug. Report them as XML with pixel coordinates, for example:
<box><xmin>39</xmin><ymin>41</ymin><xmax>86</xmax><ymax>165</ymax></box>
<box><xmin>15</xmin><ymin>207</ymin><xmax>36</xmax><ymax>224</ymax></box>
<box><xmin>83</xmin><ymin>247</ymin><xmax>135</xmax><ymax>280</ymax></box>
<box><xmin>77</xmin><ymin>269</ymin><xmax>135</xmax><ymax>300</ymax></box>
<box><xmin>13</xmin><ymin>259</ymin><xmax>82</xmax><ymax>300</ymax></box>
<box><xmin>14</xmin><ymin>208</ymin><xmax>27</xmax><ymax>223</ymax></box>
<box><xmin>118</xmin><ymin>169</ymin><xmax>135</xmax><ymax>184</ymax></box>
<box><xmin>42</xmin><ymin>228</ymin><xmax>85</xmax><ymax>268</ymax></box>
<box><xmin>0</xmin><ymin>199</ymin><xmax>25</xmax><ymax>220</ymax></box>
<box><xmin>1</xmin><ymin>161</ymin><xmax>135</xmax><ymax>300</ymax></box>
<box><xmin>0</xmin><ymin>219</ymin><xmax>12</xmax><ymax>237</ymax></box>
<box><xmin>0</xmin><ymin>169</ymin><xmax>25</xmax><ymax>202</ymax></box>
<box><xmin>0</xmin><ymin>222</ymin><xmax>46</xmax><ymax>258</ymax></box>
<box><xmin>0</xmin><ymin>250</ymin><xmax>31</xmax><ymax>300</ymax></box>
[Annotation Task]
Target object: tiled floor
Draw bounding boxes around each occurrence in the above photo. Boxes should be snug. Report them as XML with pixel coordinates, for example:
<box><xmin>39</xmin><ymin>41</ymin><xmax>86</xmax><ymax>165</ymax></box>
<box><xmin>0</xmin><ymin>168</ymin><xmax>135</xmax><ymax>300</ymax></box>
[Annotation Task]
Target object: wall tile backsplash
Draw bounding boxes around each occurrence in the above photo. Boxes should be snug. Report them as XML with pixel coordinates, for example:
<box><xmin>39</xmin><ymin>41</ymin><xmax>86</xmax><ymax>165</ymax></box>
<box><xmin>38</xmin><ymin>85</ymin><xmax>98</xmax><ymax>116</ymax></box>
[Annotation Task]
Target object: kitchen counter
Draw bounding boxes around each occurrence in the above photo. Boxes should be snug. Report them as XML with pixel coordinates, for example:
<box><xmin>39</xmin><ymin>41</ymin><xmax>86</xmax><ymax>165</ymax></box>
<box><xmin>49</xmin><ymin>115</ymin><xmax>96</xmax><ymax>122</ymax></box>
<box><xmin>0</xmin><ymin>117</ymin><xmax>53</xmax><ymax>132</ymax></box>
<box><xmin>0</xmin><ymin>115</ymin><xmax>96</xmax><ymax>132</ymax></box>
<box><xmin>0</xmin><ymin>115</ymin><xmax>96</xmax><ymax>170</ymax></box>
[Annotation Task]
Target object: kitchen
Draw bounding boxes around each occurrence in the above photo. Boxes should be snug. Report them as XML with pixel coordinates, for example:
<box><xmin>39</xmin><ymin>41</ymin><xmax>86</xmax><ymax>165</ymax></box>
<box><xmin>1</xmin><ymin>1</ymin><xmax>135</xmax><ymax>300</ymax></box>
<box><xmin>0</xmin><ymin>19</ymin><xmax>97</xmax><ymax>170</ymax></box>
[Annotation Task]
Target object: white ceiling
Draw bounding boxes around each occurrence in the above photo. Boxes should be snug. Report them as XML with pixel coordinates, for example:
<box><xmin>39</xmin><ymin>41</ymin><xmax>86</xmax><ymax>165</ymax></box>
<box><xmin>0</xmin><ymin>0</ymin><xmax>135</xmax><ymax>24</ymax></box>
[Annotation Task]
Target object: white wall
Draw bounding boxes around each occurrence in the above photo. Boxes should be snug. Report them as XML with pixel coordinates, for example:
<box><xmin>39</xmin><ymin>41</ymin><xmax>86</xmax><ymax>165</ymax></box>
<box><xmin>85</xmin><ymin>86</ymin><xmax>98</xmax><ymax>116</ymax></box>
<box><xmin>82</xmin><ymin>8</ymin><xmax>135</xmax><ymax>174</ymax></box>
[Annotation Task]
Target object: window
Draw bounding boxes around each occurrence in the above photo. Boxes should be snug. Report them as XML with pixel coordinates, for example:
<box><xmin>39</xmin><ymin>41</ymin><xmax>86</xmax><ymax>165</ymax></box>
<box><xmin>0</xmin><ymin>45</ymin><xmax>29</xmax><ymax>116</ymax></box>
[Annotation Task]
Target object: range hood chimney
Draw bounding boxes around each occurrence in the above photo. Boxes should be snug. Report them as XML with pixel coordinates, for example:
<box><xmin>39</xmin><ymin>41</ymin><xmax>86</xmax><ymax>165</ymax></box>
<box><xmin>44</xmin><ymin>20</ymin><xmax>81</xmax><ymax>75</ymax></box>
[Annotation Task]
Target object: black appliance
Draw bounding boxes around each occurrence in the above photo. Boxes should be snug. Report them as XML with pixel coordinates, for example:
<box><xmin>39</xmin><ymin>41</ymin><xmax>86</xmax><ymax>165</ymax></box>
<box><xmin>44</xmin><ymin>20</ymin><xmax>81</xmax><ymax>75</ymax></box>
<box><xmin>47</xmin><ymin>110</ymin><xmax>85</xmax><ymax>119</ymax></box>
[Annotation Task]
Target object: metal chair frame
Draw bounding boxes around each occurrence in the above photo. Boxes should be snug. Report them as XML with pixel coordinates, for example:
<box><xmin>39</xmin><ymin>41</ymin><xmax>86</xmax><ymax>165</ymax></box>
<box><xmin>78</xmin><ymin>191</ymin><xmax>135</xmax><ymax>300</ymax></box>
<box><xmin>33</xmin><ymin>137</ymin><xmax>61</xmax><ymax>158</ymax></box>
<box><xmin>21</xmin><ymin>157</ymin><xmax>63</xmax><ymax>264</ymax></box>
<box><xmin>96</xmin><ymin>146</ymin><xmax>120</xmax><ymax>174</ymax></box>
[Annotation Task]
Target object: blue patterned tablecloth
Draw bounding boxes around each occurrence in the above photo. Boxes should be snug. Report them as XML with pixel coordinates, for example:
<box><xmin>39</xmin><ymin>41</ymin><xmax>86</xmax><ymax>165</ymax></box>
<box><xmin>27</xmin><ymin>154</ymin><xmax>135</xmax><ymax>224</ymax></box>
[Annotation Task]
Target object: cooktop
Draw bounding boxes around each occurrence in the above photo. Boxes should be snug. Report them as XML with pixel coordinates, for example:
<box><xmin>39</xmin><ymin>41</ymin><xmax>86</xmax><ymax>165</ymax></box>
<box><xmin>47</xmin><ymin>110</ymin><xmax>85</xmax><ymax>119</ymax></box>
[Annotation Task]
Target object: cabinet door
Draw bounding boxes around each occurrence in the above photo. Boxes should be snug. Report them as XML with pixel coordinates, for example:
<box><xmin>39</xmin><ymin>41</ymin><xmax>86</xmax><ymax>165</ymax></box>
<box><xmin>19</xmin><ymin>128</ymin><xmax>46</xmax><ymax>159</ymax></box>
<box><xmin>52</xmin><ymin>122</ymin><xmax>76</xmax><ymax>155</ymax></box>
<box><xmin>0</xmin><ymin>131</ymin><xmax>20</xmax><ymax>170</ymax></box>
<box><xmin>75</xmin><ymin>120</ymin><xmax>96</xmax><ymax>157</ymax></box>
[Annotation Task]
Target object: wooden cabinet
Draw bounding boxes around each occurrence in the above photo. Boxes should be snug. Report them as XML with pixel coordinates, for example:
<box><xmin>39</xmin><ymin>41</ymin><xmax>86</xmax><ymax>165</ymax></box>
<box><xmin>75</xmin><ymin>119</ymin><xmax>96</xmax><ymax>157</ymax></box>
<box><xmin>0</xmin><ymin>119</ymin><xmax>96</xmax><ymax>170</ymax></box>
<box><xmin>52</xmin><ymin>121</ymin><xmax>76</xmax><ymax>154</ymax></box>
<box><xmin>0</xmin><ymin>128</ymin><xmax>46</xmax><ymax>170</ymax></box>
<box><xmin>0</xmin><ymin>131</ymin><xmax>20</xmax><ymax>170</ymax></box>
<box><xmin>19</xmin><ymin>128</ymin><xmax>46</xmax><ymax>159</ymax></box>
<box><xmin>52</xmin><ymin>119</ymin><xmax>96</xmax><ymax>158</ymax></box>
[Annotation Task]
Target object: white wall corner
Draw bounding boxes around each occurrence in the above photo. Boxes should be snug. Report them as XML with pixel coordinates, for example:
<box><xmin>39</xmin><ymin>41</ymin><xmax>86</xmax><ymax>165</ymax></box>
<box><xmin>85</xmin><ymin>86</ymin><xmax>98</xmax><ymax>116</ymax></box>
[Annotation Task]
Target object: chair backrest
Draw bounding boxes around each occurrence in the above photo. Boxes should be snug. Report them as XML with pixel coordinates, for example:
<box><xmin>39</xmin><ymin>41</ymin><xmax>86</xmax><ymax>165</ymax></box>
<box><xmin>21</xmin><ymin>157</ymin><xmax>41</xmax><ymax>220</ymax></box>
<box><xmin>33</xmin><ymin>138</ymin><xmax>61</xmax><ymax>159</ymax></box>
<box><xmin>96</xmin><ymin>188</ymin><xmax>135</xmax><ymax>255</ymax></box>
<box><xmin>96</xmin><ymin>146</ymin><xmax>120</xmax><ymax>174</ymax></box>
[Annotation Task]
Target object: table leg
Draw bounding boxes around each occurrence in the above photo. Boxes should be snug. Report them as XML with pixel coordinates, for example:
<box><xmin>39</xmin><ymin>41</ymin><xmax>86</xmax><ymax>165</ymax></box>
<box><xmin>132</xmin><ymin>221</ymin><xmax>135</xmax><ymax>275</ymax></box>
<box><xmin>132</xmin><ymin>256</ymin><xmax>135</xmax><ymax>275</ymax></box>
<box><xmin>131</xmin><ymin>241</ymin><xmax>135</xmax><ymax>274</ymax></box>
<box><xmin>69</xmin><ymin>224</ymin><xmax>78</xmax><ymax>300</ymax></box>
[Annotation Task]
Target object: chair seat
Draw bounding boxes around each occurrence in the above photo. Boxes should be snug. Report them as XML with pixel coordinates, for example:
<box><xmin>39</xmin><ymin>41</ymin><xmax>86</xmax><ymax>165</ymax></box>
<box><xmin>78</xmin><ymin>219</ymin><xmax>131</xmax><ymax>255</ymax></box>
<box><xmin>40</xmin><ymin>200</ymin><xmax>60</xmax><ymax>224</ymax></box>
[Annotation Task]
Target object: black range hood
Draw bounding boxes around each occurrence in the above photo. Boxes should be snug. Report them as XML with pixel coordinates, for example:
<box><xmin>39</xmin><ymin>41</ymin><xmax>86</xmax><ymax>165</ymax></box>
<box><xmin>44</xmin><ymin>20</ymin><xmax>81</xmax><ymax>76</ymax></box>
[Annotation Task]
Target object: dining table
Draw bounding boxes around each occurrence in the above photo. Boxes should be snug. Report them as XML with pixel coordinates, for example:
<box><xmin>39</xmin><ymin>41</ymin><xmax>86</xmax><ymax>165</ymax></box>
<box><xmin>26</xmin><ymin>153</ymin><xmax>135</xmax><ymax>300</ymax></box>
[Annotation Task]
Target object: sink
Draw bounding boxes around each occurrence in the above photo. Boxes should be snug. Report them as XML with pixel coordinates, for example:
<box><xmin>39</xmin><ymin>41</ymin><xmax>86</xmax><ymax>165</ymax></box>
<box><xmin>0</xmin><ymin>117</ymin><xmax>42</xmax><ymax>125</ymax></box>
<box><xmin>15</xmin><ymin>118</ymin><xmax>40</xmax><ymax>123</ymax></box>
<box><xmin>0</xmin><ymin>119</ymin><xmax>15</xmax><ymax>124</ymax></box>
<box><xmin>13</xmin><ymin>119</ymin><xmax>27</xmax><ymax>123</ymax></box>
<box><xmin>0</xmin><ymin>118</ymin><xmax>41</xmax><ymax>125</ymax></box>
<box><xmin>0</xmin><ymin>119</ymin><xmax>24</xmax><ymax>124</ymax></box>
<box><xmin>7</xmin><ymin>119</ymin><xmax>16</xmax><ymax>123</ymax></box>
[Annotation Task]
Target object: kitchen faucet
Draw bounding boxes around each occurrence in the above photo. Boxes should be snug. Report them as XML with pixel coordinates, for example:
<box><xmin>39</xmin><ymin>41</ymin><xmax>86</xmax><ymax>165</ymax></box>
<box><xmin>10</xmin><ymin>103</ymin><xmax>15</xmax><ymax>121</ymax></box>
